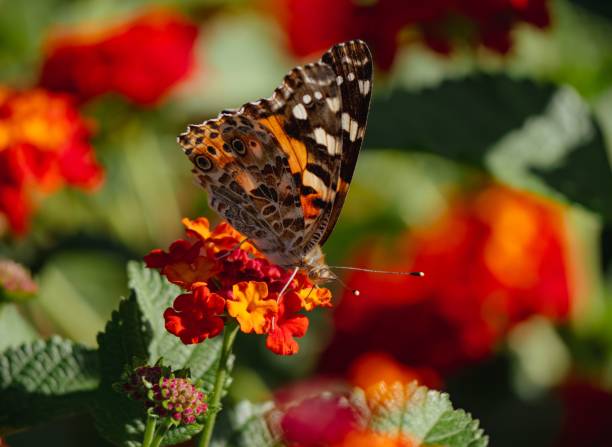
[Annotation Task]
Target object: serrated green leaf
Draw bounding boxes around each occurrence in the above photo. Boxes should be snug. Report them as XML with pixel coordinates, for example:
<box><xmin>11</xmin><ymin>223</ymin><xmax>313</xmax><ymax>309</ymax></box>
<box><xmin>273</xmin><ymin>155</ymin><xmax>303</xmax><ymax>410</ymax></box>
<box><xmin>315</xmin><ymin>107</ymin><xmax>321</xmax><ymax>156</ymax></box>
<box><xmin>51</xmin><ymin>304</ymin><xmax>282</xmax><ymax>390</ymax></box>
<box><xmin>94</xmin><ymin>262</ymin><xmax>230</xmax><ymax>446</ymax></box>
<box><xmin>162</xmin><ymin>423</ymin><xmax>204</xmax><ymax>446</ymax></box>
<box><xmin>225</xmin><ymin>401</ymin><xmax>280</xmax><ymax>447</ymax></box>
<box><xmin>366</xmin><ymin>382</ymin><xmax>488</xmax><ymax>447</ymax></box>
<box><xmin>366</xmin><ymin>74</ymin><xmax>612</xmax><ymax>220</ymax></box>
<box><xmin>0</xmin><ymin>336</ymin><xmax>99</xmax><ymax>434</ymax></box>
<box><xmin>97</xmin><ymin>293</ymin><xmax>151</xmax><ymax>387</ymax></box>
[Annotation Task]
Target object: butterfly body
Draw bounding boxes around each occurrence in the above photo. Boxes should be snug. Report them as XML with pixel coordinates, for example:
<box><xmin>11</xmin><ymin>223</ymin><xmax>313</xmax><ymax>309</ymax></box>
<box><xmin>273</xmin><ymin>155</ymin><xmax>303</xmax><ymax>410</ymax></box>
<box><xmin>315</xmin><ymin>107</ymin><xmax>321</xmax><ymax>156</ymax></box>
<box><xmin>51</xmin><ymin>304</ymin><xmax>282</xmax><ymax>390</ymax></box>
<box><xmin>178</xmin><ymin>40</ymin><xmax>373</xmax><ymax>284</ymax></box>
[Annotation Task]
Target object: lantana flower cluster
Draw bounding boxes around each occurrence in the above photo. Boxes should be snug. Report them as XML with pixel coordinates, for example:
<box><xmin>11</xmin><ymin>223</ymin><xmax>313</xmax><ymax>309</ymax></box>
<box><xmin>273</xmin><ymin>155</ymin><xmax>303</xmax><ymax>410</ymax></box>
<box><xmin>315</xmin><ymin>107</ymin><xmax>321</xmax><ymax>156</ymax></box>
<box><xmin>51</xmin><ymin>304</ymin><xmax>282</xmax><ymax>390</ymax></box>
<box><xmin>321</xmin><ymin>184</ymin><xmax>572</xmax><ymax>376</ymax></box>
<box><xmin>120</xmin><ymin>364</ymin><xmax>207</xmax><ymax>426</ymax></box>
<box><xmin>145</xmin><ymin>217</ymin><xmax>332</xmax><ymax>355</ymax></box>
<box><xmin>276</xmin><ymin>0</ymin><xmax>550</xmax><ymax>69</ymax></box>
<box><xmin>0</xmin><ymin>259</ymin><xmax>37</xmax><ymax>302</ymax></box>
<box><xmin>40</xmin><ymin>10</ymin><xmax>199</xmax><ymax>106</ymax></box>
<box><xmin>0</xmin><ymin>86</ymin><xmax>103</xmax><ymax>234</ymax></box>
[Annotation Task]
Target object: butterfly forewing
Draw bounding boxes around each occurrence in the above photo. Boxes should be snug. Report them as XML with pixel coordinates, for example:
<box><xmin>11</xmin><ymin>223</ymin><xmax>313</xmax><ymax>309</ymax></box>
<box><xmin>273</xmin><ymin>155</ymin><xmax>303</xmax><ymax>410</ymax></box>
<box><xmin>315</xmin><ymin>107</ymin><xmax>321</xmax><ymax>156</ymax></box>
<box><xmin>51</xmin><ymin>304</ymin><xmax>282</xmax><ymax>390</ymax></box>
<box><xmin>318</xmin><ymin>40</ymin><xmax>372</xmax><ymax>246</ymax></box>
<box><xmin>178</xmin><ymin>40</ymin><xmax>372</xmax><ymax>269</ymax></box>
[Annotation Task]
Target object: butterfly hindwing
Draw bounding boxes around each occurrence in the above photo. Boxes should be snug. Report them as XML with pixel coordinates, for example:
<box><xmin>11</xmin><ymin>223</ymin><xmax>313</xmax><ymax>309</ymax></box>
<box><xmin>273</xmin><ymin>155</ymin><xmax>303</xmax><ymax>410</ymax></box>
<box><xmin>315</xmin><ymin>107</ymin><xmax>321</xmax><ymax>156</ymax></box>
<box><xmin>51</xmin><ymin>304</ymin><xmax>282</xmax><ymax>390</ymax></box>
<box><xmin>178</xmin><ymin>114</ymin><xmax>303</xmax><ymax>262</ymax></box>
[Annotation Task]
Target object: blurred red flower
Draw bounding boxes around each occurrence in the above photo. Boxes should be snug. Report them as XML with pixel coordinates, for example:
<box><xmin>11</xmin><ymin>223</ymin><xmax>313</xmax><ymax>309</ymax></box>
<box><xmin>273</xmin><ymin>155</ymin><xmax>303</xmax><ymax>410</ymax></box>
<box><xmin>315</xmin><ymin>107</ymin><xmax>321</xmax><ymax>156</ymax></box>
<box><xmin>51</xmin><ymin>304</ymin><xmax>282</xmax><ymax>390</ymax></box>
<box><xmin>279</xmin><ymin>393</ymin><xmax>360</xmax><ymax>447</ymax></box>
<box><xmin>320</xmin><ymin>185</ymin><xmax>573</xmax><ymax>375</ymax></box>
<box><xmin>40</xmin><ymin>10</ymin><xmax>199</xmax><ymax>106</ymax></box>
<box><xmin>271</xmin><ymin>380</ymin><xmax>425</xmax><ymax>446</ymax></box>
<box><xmin>274</xmin><ymin>0</ymin><xmax>550</xmax><ymax>69</ymax></box>
<box><xmin>0</xmin><ymin>87</ymin><xmax>103</xmax><ymax>235</ymax></box>
<box><xmin>556</xmin><ymin>380</ymin><xmax>612</xmax><ymax>447</ymax></box>
<box><xmin>146</xmin><ymin>217</ymin><xmax>332</xmax><ymax>355</ymax></box>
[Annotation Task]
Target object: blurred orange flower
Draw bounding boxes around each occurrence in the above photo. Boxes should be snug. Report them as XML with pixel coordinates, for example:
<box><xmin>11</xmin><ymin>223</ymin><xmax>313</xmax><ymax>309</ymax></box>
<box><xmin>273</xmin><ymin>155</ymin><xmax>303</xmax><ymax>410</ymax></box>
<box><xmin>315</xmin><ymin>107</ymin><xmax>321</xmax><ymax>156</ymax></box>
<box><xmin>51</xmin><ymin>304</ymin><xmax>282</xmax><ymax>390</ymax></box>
<box><xmin>146</xmin><ymin>217</ymin><xmax>332</xmax><ymax>355</ymax></box>
<box><xmin>320</xmin><ymin>184</ymin><xmax>573</xmax><ymax>375</ymax></box>
<box><xmin>40</xmin><ymin>10</ymin><xmax>198</xmax><ymax>106</ymax></box>
<box><xmin>0</xmin><ymin>87</ymin><xmax>102</xmax><ymax>235</ymax></box>
<box><xmin>274</xmin><ymin>0</ymin><xmax>550</xmax><ymax>69</ymax></box>
<box><xmin>338</xmin><ymin>431</ymin><xmax>415</xmax><ymax>447</ymax></box>
<box><xmin>348</xmin><ymin>352</ymin><xmax>441</xmax><ymax>392</ymax></box>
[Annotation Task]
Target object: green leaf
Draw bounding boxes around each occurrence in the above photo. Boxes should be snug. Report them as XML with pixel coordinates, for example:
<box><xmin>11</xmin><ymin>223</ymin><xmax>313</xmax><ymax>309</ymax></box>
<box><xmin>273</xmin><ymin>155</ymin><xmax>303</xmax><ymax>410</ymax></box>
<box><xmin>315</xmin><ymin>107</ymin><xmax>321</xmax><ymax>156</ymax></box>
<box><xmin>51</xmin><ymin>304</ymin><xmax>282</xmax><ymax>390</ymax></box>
<box><xmin>224</xmin><ymin>401</ymin><xmax>280</xmax><ymax>447</ymax></box>
<box><xmin>0</xmin><ymin>304</ymin><xmax>38</xmax><ymax>352</ymax></box>
<box><xmin>94</xmin><ymin>262</ymin><xmax>230</xmax><ymax>446</ymax></box>
<box><xmin>0</xmin><ymin>336</ymin><xmax>99</xmax><ymax>434</ymax></box>
<box><xmin>365</xmin><ymin>382</ymin><xmax>488</xmax><ymax>447</ymax></box>
<box><xmin>366</xmin><ymin>74</ymin><xmax>612</xmax><ymax>220</ymax></box>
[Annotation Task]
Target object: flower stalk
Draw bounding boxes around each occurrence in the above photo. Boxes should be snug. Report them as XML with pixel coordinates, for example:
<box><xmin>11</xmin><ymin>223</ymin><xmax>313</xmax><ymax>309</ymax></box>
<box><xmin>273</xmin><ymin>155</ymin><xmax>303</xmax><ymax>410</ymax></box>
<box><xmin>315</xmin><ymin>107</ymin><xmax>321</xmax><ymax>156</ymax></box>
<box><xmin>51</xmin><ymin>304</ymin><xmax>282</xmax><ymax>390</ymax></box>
<box><xmin>142</xmin><ymin>415</ymin><xmax>157</xmax><ymax>447</ymax></box>
<box><xmin>198</xmin><ymin>323</ymin><xmax>239</xmax><ymax>447</ymax></box>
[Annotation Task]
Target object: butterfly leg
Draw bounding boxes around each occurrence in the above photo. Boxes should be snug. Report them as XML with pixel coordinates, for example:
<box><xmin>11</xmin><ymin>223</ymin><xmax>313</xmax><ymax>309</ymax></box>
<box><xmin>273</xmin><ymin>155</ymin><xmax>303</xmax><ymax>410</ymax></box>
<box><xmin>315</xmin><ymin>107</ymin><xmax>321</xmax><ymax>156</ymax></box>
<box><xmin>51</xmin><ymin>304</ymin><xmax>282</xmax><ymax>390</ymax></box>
<box><xmin>215</xmin><ymin>238</ymin><xmax>250</xmax><ymax>260</ymax></box>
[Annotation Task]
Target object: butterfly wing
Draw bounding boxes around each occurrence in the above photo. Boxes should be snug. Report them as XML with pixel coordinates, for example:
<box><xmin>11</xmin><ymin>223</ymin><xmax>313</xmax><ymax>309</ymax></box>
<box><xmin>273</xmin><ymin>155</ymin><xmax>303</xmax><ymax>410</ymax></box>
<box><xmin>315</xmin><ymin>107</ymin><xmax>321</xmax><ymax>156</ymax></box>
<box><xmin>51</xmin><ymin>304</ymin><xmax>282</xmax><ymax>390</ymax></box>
<box><xmin>317</xmin><ymin>40</ymin><xmax>372</xmax><ymax>246</ymax></box>
<box><xmin>178</xmin><ymin>40</ymin><xmax>372</xmax><ymax>266</ymax></box>
<box><xmin>178</xmin><ymin>112</ymin><xmax>305</xmax><ymax>266</ymax></box>
<box><xmin>243</xmin><ymin>40</ymin><xmax>372</xmax><ymax>254</ymax></box>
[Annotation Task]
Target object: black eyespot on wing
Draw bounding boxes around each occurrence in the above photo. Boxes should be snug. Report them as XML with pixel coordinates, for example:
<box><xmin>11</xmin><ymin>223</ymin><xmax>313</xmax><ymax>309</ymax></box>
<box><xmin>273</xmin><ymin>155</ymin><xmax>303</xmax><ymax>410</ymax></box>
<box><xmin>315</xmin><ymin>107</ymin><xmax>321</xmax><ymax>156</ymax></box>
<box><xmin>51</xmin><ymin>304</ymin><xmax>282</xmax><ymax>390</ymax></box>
<box><xmin>194</xmin><ymin>154</ymin><xmax>213</xmax><ymax>172</ymax></box>
<box><xmin>232</xmin><ymin>139</ymin><xmax>246</xmax><ymax>155</ymax></box>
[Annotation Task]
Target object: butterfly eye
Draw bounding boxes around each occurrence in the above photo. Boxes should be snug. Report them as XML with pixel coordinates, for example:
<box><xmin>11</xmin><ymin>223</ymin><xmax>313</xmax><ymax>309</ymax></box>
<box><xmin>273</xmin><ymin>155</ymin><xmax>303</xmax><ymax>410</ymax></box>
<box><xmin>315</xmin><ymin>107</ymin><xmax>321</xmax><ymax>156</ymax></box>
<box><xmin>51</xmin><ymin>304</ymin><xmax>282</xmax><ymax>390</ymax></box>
<box><xmin>231</xmin><ymin>139</ymin><xmax>246</xmax><ymax>155</ymax></box>
<box><xmin>194</xmin><ymin>155</ymin><xmax>213</xmax><ymax>172</ymax></box>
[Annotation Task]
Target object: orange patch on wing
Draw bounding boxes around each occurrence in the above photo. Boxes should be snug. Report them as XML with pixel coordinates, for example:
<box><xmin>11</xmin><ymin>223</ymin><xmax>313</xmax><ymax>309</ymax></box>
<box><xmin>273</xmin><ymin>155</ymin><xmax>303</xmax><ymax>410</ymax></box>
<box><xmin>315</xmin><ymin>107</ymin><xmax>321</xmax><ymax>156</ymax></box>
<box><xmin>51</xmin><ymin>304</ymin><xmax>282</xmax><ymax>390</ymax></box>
<box><xmin>202</xmin><ymin>135</ymin><xmax>236</xmax><ymax>168</ymax></box>
<box><xmin>258</xmin><ymin>115</ymin><xmax>307</xmax><ymax>174</ymax></box>
<box><xmin>301</xmin><ymin>192</ymin><xmax>323</xmax><ymax>219</ymax></box>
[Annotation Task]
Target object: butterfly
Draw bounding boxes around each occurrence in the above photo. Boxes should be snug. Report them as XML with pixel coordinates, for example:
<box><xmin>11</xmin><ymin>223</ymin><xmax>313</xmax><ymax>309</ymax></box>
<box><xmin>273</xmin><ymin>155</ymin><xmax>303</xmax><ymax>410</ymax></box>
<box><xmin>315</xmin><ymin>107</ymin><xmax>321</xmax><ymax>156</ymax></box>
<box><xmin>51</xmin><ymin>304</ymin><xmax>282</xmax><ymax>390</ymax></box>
<box><xmin>177</xmin><ymin>40</ymin><xmax>372</xmax><ymax>286</ymax></box>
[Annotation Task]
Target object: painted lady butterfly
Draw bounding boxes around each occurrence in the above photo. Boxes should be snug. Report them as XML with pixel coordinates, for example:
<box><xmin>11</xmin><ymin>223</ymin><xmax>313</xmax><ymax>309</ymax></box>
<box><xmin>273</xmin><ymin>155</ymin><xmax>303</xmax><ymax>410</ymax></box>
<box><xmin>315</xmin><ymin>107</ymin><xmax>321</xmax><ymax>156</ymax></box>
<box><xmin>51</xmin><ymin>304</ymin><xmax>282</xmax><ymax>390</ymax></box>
<box><xmin>178</xmin><ymin>40</ymin><xmax>372</xmax><ymax>286</ymax></box>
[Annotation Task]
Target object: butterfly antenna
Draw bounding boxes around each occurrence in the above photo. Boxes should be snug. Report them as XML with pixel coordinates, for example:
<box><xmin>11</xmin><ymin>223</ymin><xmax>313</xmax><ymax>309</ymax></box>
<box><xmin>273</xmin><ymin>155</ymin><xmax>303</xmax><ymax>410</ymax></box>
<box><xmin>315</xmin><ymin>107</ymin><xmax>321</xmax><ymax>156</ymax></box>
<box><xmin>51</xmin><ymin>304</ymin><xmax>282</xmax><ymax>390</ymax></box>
<box><xmin>329</xmin><ymin>266</ymin><xmax>425</xmax><ymax>278</ymax></box>
<box><xmin>332</xmin><ymin>273</ymin><xmax>361</xmax><ymax>297</ymax></box>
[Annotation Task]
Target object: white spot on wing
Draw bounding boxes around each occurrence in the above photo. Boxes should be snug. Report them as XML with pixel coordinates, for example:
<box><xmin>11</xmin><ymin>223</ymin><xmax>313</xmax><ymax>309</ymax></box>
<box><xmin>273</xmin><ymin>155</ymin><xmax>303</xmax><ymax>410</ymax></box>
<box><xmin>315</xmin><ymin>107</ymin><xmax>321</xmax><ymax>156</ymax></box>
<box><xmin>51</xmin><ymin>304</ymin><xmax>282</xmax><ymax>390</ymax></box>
<box><xmin>326</xmin><ymin>97</ymin><xmax>340</xmax><ymax>113</ymax></box>
<box><xmin>350</xmin><ymin>123</ymin><xmax>359</xmax><ymax>142</ymax></box>
<box><xmin>347</xmin><ymin>72</ymin><xmax>355</xmax><ymax>81</ymax></box>
<box><xmin>303</xmin><ymin>170</ymin><xmax>329</xmax><ymax>195</ymax></box>
<box><xmin>358</xmin><ymin>80</ymin><xmax>370</xmax><ymax>95</ymax></box>
<box><xmin>314</xmin><ymin>91</ymin><xmax>323</xmax><ymax>100</ymax></box>
<box><xmin>336</xmin><ymin>76</ymin><xmax>343</xmax><ymax>85</ymax></box>
<box><xmin>303</xmin><ymin>94</ymin><xmax>312</xmax><ymax>104</ymax></box>
<box><xmin>292</xmin><ymin>103</ymin><xmax>308</xmax><ymax>120</ymax></box>
<box><xmin>341</xmin><ymin>113</ymin><xmax>360</xmax><ymax>142</ymax></box>
<box><xmin>341</xmin><ymin>113</ymin><xmax>350</xmax><ymax>132</ymax></box>
<box><xmin>313</xmin><ymin>127</ymin><xmax>340</xmax><ymax>155</ymax></box>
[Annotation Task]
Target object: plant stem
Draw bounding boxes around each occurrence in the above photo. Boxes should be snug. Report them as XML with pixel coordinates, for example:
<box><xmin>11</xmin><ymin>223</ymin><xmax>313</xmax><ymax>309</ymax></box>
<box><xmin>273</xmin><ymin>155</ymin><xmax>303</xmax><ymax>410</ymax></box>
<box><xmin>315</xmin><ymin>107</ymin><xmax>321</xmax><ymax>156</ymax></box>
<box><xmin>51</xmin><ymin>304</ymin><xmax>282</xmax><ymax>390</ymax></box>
<box><xmin>198</xmin><ymin>323</ymin><xmax>239</xmax><ymax>447</ymax></box>
<box><xmin>142</xmin><ymin>415</ymin><xmax>157</xmax><ymax>447</ymax></box>
<box><xmin>150</xmin><ymin>420</ymin><xmax>172</xmax><ymax>447</ymax></box>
